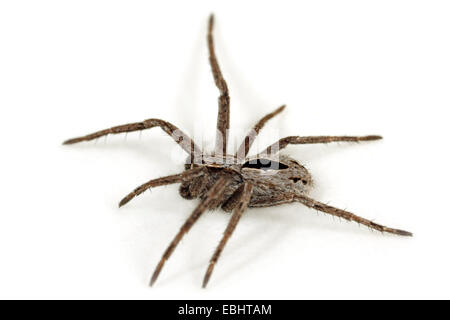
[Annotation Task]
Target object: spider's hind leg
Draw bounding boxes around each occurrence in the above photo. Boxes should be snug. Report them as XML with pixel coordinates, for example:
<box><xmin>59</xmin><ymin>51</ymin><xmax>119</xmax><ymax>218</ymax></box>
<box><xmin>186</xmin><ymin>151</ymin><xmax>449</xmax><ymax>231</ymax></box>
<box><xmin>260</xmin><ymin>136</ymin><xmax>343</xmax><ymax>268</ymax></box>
<box><xmin>295</xmin><ymin>194</ymin><xmax>412</xmax><ymax>236</ymax></box>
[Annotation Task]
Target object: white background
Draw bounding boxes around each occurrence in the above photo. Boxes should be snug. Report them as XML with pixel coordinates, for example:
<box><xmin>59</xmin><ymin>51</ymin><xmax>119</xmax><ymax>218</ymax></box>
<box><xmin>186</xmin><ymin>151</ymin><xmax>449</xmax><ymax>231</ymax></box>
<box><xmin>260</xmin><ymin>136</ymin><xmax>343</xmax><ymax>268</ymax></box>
<box><xmin>1</xmin><ymin>0</ymin><xmax>449</xmax><ymax>299</ymax></box>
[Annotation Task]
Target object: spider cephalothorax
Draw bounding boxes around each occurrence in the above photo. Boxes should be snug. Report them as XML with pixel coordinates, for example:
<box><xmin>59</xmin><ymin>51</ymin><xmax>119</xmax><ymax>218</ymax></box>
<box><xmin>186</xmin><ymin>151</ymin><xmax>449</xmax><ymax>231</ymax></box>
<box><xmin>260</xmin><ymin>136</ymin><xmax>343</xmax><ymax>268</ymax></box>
<box><xmin>179</xmin><ymin>154</ymin><xmax>313</xmax><ymax>210</ymax></box>
<box><xmin>64</xmin><ymin>14</ymin><xmax>412</xmax><ymax>288</ymax></box>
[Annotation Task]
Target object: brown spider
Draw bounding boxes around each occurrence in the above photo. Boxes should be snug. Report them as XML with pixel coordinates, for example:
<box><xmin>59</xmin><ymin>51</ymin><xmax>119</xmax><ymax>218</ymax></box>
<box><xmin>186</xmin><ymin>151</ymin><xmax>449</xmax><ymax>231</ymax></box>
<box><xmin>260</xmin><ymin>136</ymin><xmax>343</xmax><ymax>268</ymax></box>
<box><xmin>64</xmin><ymin>14</ymin><xmax>412</xmax><ymax>288</ymax></box>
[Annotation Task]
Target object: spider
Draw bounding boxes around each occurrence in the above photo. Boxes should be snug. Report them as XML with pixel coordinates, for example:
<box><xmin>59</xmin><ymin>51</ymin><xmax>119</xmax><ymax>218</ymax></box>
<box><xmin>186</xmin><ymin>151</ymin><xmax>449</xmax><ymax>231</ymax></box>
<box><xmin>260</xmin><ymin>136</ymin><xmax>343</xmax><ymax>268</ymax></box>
<box><xmin>64</xmin><ymin>14</ymin><xmax>412</xmax><ymax>288</ymax></box>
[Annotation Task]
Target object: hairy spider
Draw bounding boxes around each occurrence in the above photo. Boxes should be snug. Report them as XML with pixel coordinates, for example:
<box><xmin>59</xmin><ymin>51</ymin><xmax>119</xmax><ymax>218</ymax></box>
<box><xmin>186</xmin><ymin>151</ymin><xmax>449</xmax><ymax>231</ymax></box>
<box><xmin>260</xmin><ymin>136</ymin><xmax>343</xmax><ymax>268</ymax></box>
<box><xmin>64</xmin><ymin>14</ymin><xmax>412</xmax><ymax>288</ymax></box>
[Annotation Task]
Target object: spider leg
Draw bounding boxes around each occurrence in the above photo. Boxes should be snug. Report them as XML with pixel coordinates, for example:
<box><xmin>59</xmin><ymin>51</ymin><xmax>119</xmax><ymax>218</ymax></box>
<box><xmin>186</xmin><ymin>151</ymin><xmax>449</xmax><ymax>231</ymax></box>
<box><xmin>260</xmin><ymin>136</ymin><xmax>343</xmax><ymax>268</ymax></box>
<box><xmin>236</xmin><ymin>105</ymin><xmax>286</xmax><ymax>159</ymax></box>
<box><xmin>202</xmin><ymin>182</ymin><xmax>253</xmax><ymax>288</ymax></box>
<box><xmin>118</xmin><ymin>167</ymin><xmax>205</xmax><ymax>207</ymax></box>
<box><xmin>186</xmin><ymin>172</ymin><xmax>209</xmax><ymax>199</ymax></box>
<box><xmin>248</xmin><ymin>194</ymin><xmax>296</xmax><ymax>208</ymax></box>
<box><xmin>150</xmin><ymin>176</ymin><xmax>230</xmax><ymax>286</ymax></box>
<box><xmin>221</xmin><ymin>183</ymin><xmax>247</xmax><ymax>212</ymax></box>
<box><xmin>63</xmin><ymin>118</ymin><xmax>202</xmax><ymax>161</ymax></box>
<box><xmin>261</xmin><ymin>135</ymin><xmax>382</xmax><ymax>155</ymax></box>
<box><xmin>208</xmin><ymin>14</ymin><xmax>230</xmax><ymax>157</ymax></box>
<box><xmin>294</xmin><ymin>194</ymin><xmax>413</xmax><ymax>236</ymax></box>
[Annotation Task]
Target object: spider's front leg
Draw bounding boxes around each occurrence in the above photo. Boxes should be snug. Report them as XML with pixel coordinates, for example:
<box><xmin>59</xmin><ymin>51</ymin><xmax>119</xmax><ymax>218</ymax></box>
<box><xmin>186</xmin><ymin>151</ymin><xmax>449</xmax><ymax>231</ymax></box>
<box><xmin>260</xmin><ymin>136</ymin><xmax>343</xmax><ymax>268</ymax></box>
<box><xmin>150</xmin><ymin>176</ymin><xmax>231</xmax><ymax>286</ymax></box>
<box><xmin>63</xmin><ymin>118</ymin><xmax>202</xmax><ymax>158</ymax></box>
<box><xmin>118</xmin><ymin>167</ymin><xmax>205</xmax><ymax>207</ymax></box>
<box><xmin>202</xmin><ymin>182</ymin><xmax>253</xmax><ymax>288</ymax></box>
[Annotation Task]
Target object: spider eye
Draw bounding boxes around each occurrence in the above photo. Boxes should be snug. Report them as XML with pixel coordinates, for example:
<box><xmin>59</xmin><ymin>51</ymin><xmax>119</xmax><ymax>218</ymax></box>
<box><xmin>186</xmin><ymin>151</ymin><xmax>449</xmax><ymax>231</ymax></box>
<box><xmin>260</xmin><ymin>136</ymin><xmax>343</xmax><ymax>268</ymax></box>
<box><xmin>242</xmin><ymin>159</ymin><xmax>289</xmax><ymax>170</ymax></box>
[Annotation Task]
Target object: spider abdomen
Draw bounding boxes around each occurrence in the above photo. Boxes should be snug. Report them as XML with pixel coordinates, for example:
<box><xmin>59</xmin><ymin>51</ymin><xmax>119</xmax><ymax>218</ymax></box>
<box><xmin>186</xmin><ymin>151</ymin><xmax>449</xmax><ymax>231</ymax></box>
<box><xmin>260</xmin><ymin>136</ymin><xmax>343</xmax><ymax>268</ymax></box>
<box><xmin>179</xmin><ymin>154</ymin><xmax>312</xmax><ymax>210</ymax></box>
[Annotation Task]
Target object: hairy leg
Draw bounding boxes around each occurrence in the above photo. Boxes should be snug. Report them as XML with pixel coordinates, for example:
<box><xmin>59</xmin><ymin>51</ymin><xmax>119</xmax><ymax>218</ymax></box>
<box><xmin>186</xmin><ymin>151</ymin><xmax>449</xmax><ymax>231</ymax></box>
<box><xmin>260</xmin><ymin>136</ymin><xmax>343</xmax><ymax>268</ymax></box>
<box><xmin>203</xmin><ymin>182</ymin><xmax>253</xmax><ymax>288</ymax></box>
<box><xmin>63</xmin><ymin>118</ymin><xmax>202</xmax><ymax>160</ymax></box>
<box><xmin>221</xmin><ymin>183</ymin><xmax>246</xmax><ymax>212</ymax></box>
<box><xmin>150</xmin><ymin>176</ymin><xmax>230</xmax><ymax>286</ymax></box>
<box><xmin>236</xmin><ymin>105</ymin><xmax>286</xmax><ymax>159</ymax></box>
<box><xmin>188</xmin><ymin>174</ymin><xmax>209</xmax><ymax>198</ymax></box>
<box><xmin>261</xmin><ymin>135</ymin><xmax>382</xmax><ymax>155</ymax></box>
<box><xmin>208</xmin><ymin>14</ymin><xmax>230</xmax><ymax>157</ymax></box>
<box><xmin>179</xmin><ymin>172</ymin><xmax>210</xmax><ymax>200</ymax></box>
<box><xmin>119</xmin><ymin>167</ymin><xmax>205</xmax><ymax>207</ymax></box>
<box><xmin>248</xmin><ymin>194</ymin><xmax>295</xmax><ymax>208</ymax></box>
<box><xmin>295</xmin><ymin>194</ymin><xmax>412</xmax><ymax>236</ymax></box>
